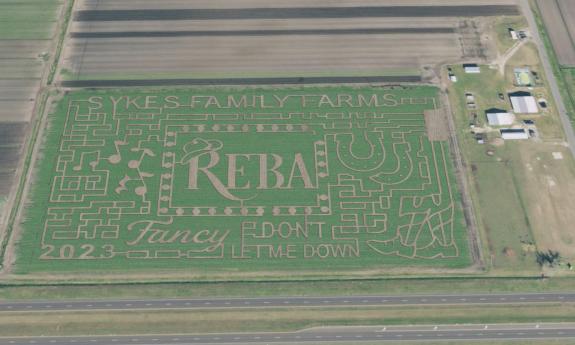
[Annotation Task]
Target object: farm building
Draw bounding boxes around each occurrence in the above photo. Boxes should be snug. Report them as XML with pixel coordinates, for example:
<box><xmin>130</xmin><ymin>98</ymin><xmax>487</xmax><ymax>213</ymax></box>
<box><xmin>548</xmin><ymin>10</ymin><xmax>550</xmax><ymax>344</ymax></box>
<box><xmin>509</xmin><ymin>91</ymin><xmax>538</xmax><ymax>114</ymax></box>
<box><xmin>509</xmin><ymin>28</ymin><xmax>518</xmax><ymax>40</ymax></box>
<box><xmin>500</xmin><ymin>128</ymin><xmax>529</xmax><ymax>140</ymax></box>
<box><xmin>463</xmin><ymin>64</ymin><xmax>481</xmax><ymax>73</ymax></box>
<box><xmin>486</xmin><ymin>109</ymin><xmax>515</xmax><ymax>126</ymax></box>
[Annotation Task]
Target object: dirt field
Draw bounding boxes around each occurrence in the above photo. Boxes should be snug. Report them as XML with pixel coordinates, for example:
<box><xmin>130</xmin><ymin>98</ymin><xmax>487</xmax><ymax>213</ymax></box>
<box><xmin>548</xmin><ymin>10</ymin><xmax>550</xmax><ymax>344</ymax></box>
<box><xmin>536</xmin><ymin>0</ymin><xmax>575</xmax><ymax>67</ymax></box>
<box><xmin>66</xmin><ymin>34</ymin><xmax>461</xmax><ymax>74</ymax></box>
<box><xmin>60</xmin><ymin>0</ymin><xmax>518</xmax><ymax>83</ymax></box>
<box><xmin>76</xmin><ymin>0</ymin><xmax>519</xmax><ymax>10</ymax></box>
<box><xmin>60</xmin><ymin>76</ymin><xmax>422</xmax><ymax>88</ymax></box>
<box><xmin>0</xmin><ymin>0</ymin><xmax>64</xmax><ymax>228</ymax></box>
<box><xmin>515</xmin><ymin>143</ymin><xmax>575</xmax><ymax>258</ymax></box>
<box><xmin>0</xmin><ymin>1</ymin><xmax>62</xmax><ymax>121</ymax></box>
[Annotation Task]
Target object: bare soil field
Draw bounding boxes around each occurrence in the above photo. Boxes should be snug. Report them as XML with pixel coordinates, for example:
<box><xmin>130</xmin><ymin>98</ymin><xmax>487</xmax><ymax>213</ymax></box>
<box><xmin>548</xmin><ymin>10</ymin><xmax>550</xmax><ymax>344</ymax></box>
<box><xmin>73</xmin><ymin>18</ymin><xmax>460</xmax><ymax>33</ymax></box>
<box><xmin>0</xmin><ymin>0</ymin><xmax>64</xmax><ymax>247</ymax></box>
<box><xmin>0</xmin><ymin>123</ymin><xmax>28</xmax><ymax>198</ymax></box>
<box><xmin>74</xmin><ymin>6</ymin><xmax>519</xmax><ymax>22</ymax></box>
<box><xmin>0</xmin><ymin>80</ymin><xmax>40</xmax><ymax>101</ymax></box>
<box><xmin>0</xmin><ymin>41</ymin><xmax>52</xmax><ymax>59</ymax></box>
<box><xmin>66</xmin><ymin>34</ymin><xmax>460</xmax><ymax>75</ymax></box>
<box><xmin>61</xmin><ymin>0</ymin><xmax>518</xmax><ymax>84</ymax></box>
<box><xmin>71</xmin><ymin>27</ymin><xmax>457</xmax><ymax>39</ymax></box>
<box><xmin>536</xmin><ymin>0</ymin><xmax>575</xmax><ymax>66</ymax></box>
<box><xmin>76</xmin><ymin>0</ymin><xmax>518</xmax><ymax>11</ymax></box>
<box><xmin>0</xmin><ymin>0</ymin><xmax>62</xmax><ymax>123</ymax></box>
<box><xmin>61</xmin><ymin>76</ymin><xmax>421</xmax><ymax>88</ymax></box>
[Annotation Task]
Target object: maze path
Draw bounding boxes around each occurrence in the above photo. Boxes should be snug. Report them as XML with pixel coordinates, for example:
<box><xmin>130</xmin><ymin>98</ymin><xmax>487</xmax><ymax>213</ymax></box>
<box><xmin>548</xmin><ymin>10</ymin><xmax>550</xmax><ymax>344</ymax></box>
<box><xmin>19</xmin><ymin>88</ymin><xmax>469</xmax><ymax>273</ymax></box>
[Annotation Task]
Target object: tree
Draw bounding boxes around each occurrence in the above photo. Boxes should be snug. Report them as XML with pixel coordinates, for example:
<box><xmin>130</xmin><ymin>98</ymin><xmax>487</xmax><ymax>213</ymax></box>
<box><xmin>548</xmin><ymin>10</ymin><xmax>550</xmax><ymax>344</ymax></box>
<box><xmin>535</xmin><ymin>250</ymin><xmax>561</xmax><ymax>267</ymax></box>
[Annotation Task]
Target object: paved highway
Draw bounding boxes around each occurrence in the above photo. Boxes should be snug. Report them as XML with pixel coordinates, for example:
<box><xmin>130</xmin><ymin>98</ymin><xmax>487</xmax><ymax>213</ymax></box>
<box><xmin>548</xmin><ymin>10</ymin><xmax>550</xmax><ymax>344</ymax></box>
<box><xmin>0</xmin><ymin>324</ymin><xmax>574</xmax><ymax>344</ymax></box>
<box><xmin>0</xmin><ymin>293</ymin><xmax>573</xmax><ymax>312</ymax></box>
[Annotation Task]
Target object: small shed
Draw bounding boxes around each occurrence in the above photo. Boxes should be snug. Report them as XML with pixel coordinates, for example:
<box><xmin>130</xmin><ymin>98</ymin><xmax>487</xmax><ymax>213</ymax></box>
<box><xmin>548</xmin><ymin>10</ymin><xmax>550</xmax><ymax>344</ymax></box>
<box><xmin>463</xmin><ymin>64</ymin><xmax>481</xmax><ymax>74</ymax></box>
<box><xmin>509</xmin><ymin>91</ymin><xmax>538</xmax><ymax>114</ymax></box>
<box><xmin>501</xmin><ymin>128</ymin><xmax>529</xmax><ymax>140</ymax></box>
<box><xmin>486</xmin><ymin>109</ymin><xmax>515</xmax><ymax>126</ymax></box>
<box><xmin>509</xmin><ymin>28</ymin><xmax>518</xmax><ymax>40</ymax></box>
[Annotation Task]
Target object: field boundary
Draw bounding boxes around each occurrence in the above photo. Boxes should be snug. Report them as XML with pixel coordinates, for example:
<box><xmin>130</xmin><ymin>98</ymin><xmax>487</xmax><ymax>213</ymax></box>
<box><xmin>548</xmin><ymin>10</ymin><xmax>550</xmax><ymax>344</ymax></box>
<box><xmin>11</xmin><ymin>86</ymin><xmax>476</xmax><ymax>279</ymax></box>
<box><xmin>440</xmin><ymin>90</ymin><xmax>484</xmax><ymax>269</ymax></box>
<box><xmin>0</xmin><ymin>1</ymin><xmax>74</xmax><ymax>272</ymax></box>
<box><xmin>532</xmin><ymin>0</ymin><xmax>575</xmax><ymax>127</ymax></box>
<box><xmin>61</xmin><ymin>76</ymin><xmax>422</xmax><ymax>88</ymax></box>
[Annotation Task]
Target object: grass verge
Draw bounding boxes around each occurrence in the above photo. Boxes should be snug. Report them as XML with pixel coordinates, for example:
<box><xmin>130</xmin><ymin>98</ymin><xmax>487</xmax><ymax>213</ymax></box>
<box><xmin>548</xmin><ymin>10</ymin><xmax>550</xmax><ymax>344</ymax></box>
<box><xmin>0</xmin><ymin>276</ymin><xmax>574</xmax><ymax>301</ymax></box>
<box><xmin>0</xmin><ymin>304</ymin><xmax>572</xmax><ymax>336</ymax></box>
<box><xmin>531</xmin><ymin>0</ymin><xmax>575</xmax><ymax>128</ymax></box>
<box><xmin>47</xmin><ymin>0</ymin><xmax>75</xmax><ymax>85</ymax></box>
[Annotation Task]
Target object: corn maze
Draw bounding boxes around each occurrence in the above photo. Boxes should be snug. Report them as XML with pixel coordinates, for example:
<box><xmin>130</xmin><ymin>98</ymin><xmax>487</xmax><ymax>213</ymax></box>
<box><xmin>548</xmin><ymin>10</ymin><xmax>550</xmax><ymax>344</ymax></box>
<box><xmin>17</xmin><ymin>87</ymin><xmax>470</xmax><ymax>274</ymax></box>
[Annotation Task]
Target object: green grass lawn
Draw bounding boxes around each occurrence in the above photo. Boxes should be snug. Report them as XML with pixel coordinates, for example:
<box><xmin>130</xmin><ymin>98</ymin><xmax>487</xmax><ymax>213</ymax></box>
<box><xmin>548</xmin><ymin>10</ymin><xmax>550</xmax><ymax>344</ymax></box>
<box><xmin>1</xmin><ymin>276</ymin><xmax>575</xmax><ymax>300</ymax></box>
<box><xmin>562</xmin><ymin>68</ymin><xmax>575</xmax><ymax>121</ymax></box>
<box><xmin>14</xmin><ymin>86</ymin><xmax>471</xmax><ymax>277</ymax></box>
<box><xmin>446</xmin><ymin>32</ymin><xmax>575</xmax><ymax>273</ymax></box>
<box><xmin>446</xmin><ymin>65</ymin><xmax>539</xmax><ymax>272</ymax></box>
<box><xmin>0</xmin><ymin>304</ymin><xmax>573</xmax><ymax>336</ymax></box>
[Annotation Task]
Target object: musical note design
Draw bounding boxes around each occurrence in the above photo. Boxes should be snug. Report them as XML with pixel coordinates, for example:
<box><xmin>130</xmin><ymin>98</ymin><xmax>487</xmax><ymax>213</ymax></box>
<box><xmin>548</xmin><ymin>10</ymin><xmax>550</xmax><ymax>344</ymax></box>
<box><xmin>108</xmin><ymin>140</ymin><xmax>126</xmax><ymax>164</ymax></box>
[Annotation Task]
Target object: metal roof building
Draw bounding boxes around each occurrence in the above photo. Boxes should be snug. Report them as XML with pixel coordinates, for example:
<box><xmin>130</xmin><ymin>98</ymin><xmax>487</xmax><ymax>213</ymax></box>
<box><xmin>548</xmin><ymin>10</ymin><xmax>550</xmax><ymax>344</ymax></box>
<box><xmin>500</xmin><ymin>128</ymin><xmax>529</xmax><ymax>140</ymax></box>
<box><xmin>463</xmin><ymin>64</ymin><xmax>481</xmax><ymax>74</ymax></box>
<box><xmin>509</xmin><ymin>91</ymin><xmax>538</xmax><ymax>114</ymax></box>
<box><xmin>486</xmin><ymin>108</ymin><xmax>515</xmax><ymax>126</ymax></box>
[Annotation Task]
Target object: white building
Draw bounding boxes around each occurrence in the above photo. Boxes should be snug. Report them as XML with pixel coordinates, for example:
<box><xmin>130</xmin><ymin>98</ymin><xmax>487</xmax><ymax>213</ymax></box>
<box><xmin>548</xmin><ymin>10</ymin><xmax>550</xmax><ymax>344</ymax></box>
<box><xmin>500</xmin><ymin>128</ymin><xmax>529</xmax><ymax>140</ymax></box>
<box><xmin>464</xmin><ymin>64</ymin><xmax>481</xmax><ymax>74</ymax></box>
<box><xmin>509</xmin><ymin>28</ymin><xmax>518</xmax><ymax>40</ymax></box>
<box><xmin>509</xmin><ymin>92</ymin><xmax>538</xmax><ymax>114</ymax></box>
<box><xmin>486</xmin><ymin>111</ymin><xmax>515</xmax><ymax>126</ymax></box>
